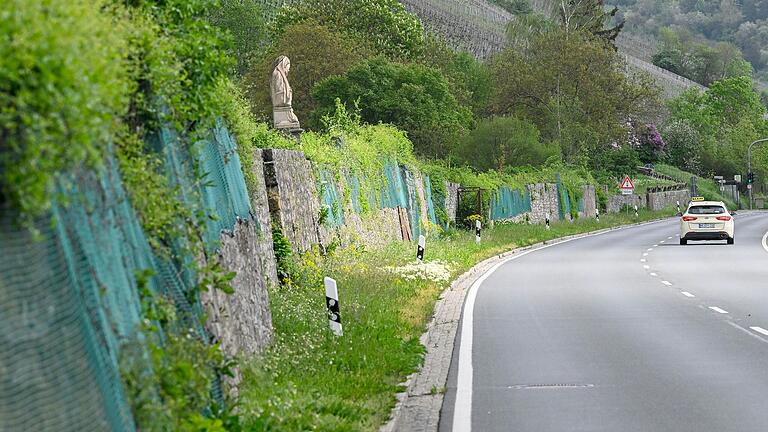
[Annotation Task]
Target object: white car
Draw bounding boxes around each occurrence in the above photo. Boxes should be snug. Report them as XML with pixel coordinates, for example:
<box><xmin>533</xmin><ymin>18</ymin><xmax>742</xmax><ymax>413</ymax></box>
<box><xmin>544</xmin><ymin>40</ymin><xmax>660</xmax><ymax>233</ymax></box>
<box><xmin>679</xmin><ymin>199</ymin><xmax>735</xmax><ymax>245</ymax></box>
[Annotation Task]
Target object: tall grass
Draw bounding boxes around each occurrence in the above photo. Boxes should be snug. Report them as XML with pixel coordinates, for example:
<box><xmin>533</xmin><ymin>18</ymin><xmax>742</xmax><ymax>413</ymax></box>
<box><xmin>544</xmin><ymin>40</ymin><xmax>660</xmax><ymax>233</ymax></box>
<box><xmin>238</xmin><ymin>208</ymin><xmax>677</xmax><ymax>431</ymax></box>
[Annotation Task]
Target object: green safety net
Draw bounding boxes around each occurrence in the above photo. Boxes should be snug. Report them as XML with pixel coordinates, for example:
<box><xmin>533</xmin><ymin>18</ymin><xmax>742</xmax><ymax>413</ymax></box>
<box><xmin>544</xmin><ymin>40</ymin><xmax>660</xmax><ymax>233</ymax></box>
<box><xmin>490</xmin><ymin>186</ymin><xmax>532</xmax><ymax>221</ymax></box>
<box><xmin>0</xmin><ymin>121</ymin><xmax>252</xmax><ymax>432</ymax></box>
<box><xmin>556</xmin><ymin>174</ymin><xmax>571</xmax><ymax>220</ymax></box>
<box><xmin>424</xmin><ymin>175</ymin><xmax>438</xmax><ymax>226</ymax></box>
<box><xmin>317</xmin><ymin>170</ymin><xmax>344</xmax><ymax>228</ymax></box>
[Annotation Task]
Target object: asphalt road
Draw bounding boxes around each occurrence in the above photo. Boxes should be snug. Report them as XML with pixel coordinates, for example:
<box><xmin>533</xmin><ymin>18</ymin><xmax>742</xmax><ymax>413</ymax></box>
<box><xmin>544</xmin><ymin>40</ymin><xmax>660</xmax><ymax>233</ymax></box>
<box><xmin>440</xmin><ymin>212</ymin><xmax>768</xmax><ymax>432</ymax></box>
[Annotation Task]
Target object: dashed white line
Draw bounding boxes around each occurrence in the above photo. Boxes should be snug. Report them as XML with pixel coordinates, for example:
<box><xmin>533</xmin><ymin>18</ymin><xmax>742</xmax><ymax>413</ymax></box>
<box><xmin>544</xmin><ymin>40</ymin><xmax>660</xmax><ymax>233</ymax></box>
<box><xmin>647</xmin><ymin>248</ymin><xmax>653</xmax><ymax>251</ymax></box>
<box><xmin>709</xmin><ymin>306</ymin><xmax>729</xmax><ymax>314</ymax></box>
<box><xmin>662</xmin><ymin>281</ymin><xmax>673</xmax><ymax>286</ymax></box>
<box><xmin>681</xmin><ymin>292</ymin><xmax>695</xmax><ymax>298</ymax></box>
<box><xmin>653</xmin><ymin>244</ymin><xmax>659</xmax><ymax>247</ymax></box>
<box><xmin>668</xmin><ymin>236</ymin><xmax>673</xmax><ymax>240</ymax></box>
<box><xmin>643</xmin><ymin>253</ymin><xmax>649</xmax><ymax>257</ymax></box>
<box><xmin>751</xmin><ymin>326</ymin><xmax>768</xmax><ymax>336</ymax></box>
<box><xmin>660</xmin><ymin>240</ymin><xmax>666</xmax><ymax>244</ymax></box>
<box><xmin>643</xmin><ymin>265</ymin><xmax>650</xmax><ymax>269</ymax></box>
<box><xmin>640</xmin><ymin>259</ymin><xmax>646</xmax><ymax>262</ymax></box>
<box><xmin>650</xmin><ymin>273</ymin><xmax>658</xmax><ymax>277</ymax></box>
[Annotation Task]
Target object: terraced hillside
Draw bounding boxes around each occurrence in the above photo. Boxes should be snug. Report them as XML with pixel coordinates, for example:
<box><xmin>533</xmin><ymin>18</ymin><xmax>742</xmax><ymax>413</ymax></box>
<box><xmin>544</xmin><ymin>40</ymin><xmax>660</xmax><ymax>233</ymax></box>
<box><xmin>400</xmin><ymin>0</ymin><xmax>705</xmax><ymax>99</ymax></box>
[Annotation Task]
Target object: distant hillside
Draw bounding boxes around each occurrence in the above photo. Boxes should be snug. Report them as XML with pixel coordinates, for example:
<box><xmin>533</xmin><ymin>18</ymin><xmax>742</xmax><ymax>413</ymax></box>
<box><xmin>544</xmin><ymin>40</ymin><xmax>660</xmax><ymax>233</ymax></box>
<box><xmin>399</xmin><ymin>0</ymin><xmax>705</xmax><ymax>99</ymax></box>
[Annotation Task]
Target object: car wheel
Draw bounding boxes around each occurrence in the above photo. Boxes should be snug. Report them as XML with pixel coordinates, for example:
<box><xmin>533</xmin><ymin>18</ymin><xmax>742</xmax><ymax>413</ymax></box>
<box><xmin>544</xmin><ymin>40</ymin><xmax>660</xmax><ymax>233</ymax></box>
<box><xmin>727</xmin><ymin>237</ymin><xmax>734</xmax><ymax>245</ymax></box>
<box><xmin>680</xmin><ymin>239</ymin><xmax>687</xmax><ymax>245</ymax></box>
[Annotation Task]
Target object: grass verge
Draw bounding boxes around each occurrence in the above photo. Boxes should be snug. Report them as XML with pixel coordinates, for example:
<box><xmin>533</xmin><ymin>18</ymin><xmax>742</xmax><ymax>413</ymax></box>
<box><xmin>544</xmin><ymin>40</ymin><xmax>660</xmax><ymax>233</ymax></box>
<box><xmin>238</xmin><ymin>207</ymin><xmax>677</xmax><ymax>431</ymax></box>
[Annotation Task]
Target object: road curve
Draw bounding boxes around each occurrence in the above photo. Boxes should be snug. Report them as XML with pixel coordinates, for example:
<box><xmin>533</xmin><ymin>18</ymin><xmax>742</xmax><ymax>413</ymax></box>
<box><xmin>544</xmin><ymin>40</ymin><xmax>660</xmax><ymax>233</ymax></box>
<box><xmin>440</xmin><ymin>212</ymin><xmax>768</xmax><ymax>432</ymax></box>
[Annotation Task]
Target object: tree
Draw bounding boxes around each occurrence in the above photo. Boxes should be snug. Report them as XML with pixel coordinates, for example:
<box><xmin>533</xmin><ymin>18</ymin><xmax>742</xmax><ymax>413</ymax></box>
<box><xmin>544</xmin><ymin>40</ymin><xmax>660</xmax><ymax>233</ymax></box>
<box><xmin>556</xmin><ymin>0</ymin><xmax>625</xmax><ymax>45</ymax></box>
<box><xmin>312</xmin><ymin>57</ymin><xmax>473</xmax><ymax>158</ymax></box>
<box><xmin>244</xmin><ymin>22</ymin><xmax>367</xmax><ymax>127</ymax></box>
<box><xmin>489</xmin><ymin>28</ymin><xmax>660</xmax><ymax>163</ymax></box>
<box><xmin>207</xmin><ymin>0</ymin><xmax>270</xmax><ymax>75</ymax></box>
<box><xmin>663</xmin><ymin>120</ymin><xmax>703</xmax><ymax>174</ymax></box>
<box><xmin>273</xmin><ymin>0</ymin><xmax>425</xmax><ymax>60</ymax></box>
<box><xmin>457</xmin><ymin>116</ymin><xmax>559</xmax><ymax>171</ymax></box>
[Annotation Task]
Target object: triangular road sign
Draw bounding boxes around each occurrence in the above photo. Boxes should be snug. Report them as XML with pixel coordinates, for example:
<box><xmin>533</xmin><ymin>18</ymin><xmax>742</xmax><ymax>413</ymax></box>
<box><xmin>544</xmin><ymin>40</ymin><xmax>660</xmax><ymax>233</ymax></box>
<box><xmin>620</xmin><ymin>175</ymin><xmax>635</xmax><ymax>190</ymax></box>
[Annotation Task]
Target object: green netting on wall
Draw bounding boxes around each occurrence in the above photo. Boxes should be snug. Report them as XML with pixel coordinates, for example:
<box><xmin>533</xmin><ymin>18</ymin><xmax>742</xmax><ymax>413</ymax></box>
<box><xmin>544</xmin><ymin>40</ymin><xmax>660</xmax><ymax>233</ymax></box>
<box><xmin>424</xmin><ymin>175</ymin><xmax>437</xmax><ymax>226</ymax></box>
<box><xmin>380</xmin><ymin>161</ymin><xmax>409</xmax><ymax>210</ymax></box>
<box><xmin>556</xmin><ymin>174</ymin><xmax>571</xmax><ymax>220</ymax></box>
<box><xmin>490</xmin><ymin>186</ymin><xmax>532</xmax><ymax>221</ymax></box>
<box><xmin>0</xmin><ymin>121</ymin><xmax>252</xmax><ymax>432</ymax></box>
<box><xmin>346</xmin><ymin>174</ymin><xmax>363</xmax><ymax>214</ymax></box>
<box><xmin>318</xmin><ymin>170</ymin><xmax>344</xmax><ymax>228</ymax></box>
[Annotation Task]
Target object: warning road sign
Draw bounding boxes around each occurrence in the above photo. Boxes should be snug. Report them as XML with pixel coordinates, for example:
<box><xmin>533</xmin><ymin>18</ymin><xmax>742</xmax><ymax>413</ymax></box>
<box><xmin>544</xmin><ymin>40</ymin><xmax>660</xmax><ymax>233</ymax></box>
<box><xmin>620</xmin><ymin>175</ymin><xmax>635</xmax><ymax>195</ymax></box>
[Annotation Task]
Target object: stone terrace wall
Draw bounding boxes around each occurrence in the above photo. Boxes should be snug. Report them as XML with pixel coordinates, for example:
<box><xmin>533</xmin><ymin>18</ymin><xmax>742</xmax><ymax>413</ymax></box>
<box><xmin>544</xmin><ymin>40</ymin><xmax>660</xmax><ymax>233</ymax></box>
<box><xmin>263</xmin><ymin>149</ymin><xmax>329</xmax><ymax>253</ymax></box>
<box><xmin>608</xmin><ymin>193</ymin><xmax>648</xmax><ymax>213</ymax></box>
<box><xmin>580</xmin><ymin>185</ymin><xmax>597</xmax><ymax>218</ymax></box>
<box><xmin>444</xmin><ymin>182</ymin><xmax>459</xmax><ymax>226</ymax></box>
<box><xmin>647</xmin><ymin>189</ymin><xmax>690</xmax><ymax>211</ymax></box>
<box><xmin>527</xmin><ymin>183</ymin><xmax>560</xmax><ymax>223</ymax></box>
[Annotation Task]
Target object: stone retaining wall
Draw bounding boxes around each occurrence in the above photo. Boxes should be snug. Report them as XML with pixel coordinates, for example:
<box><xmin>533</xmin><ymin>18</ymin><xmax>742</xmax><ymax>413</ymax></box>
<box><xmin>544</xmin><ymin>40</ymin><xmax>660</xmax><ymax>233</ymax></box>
<box><xmin>608</xmin><ymin>193</ymin><xmax>647</xmax><ymax>213</ymax></box>
<box><xmin>647</xmin><ymin>189</ymin><xmax>690</xmax><ymax>211</ymax></box>
<box><xmin>527</xmin><ymin>183</ymin><xmax>560</xmax><ymax>223</ymax></box>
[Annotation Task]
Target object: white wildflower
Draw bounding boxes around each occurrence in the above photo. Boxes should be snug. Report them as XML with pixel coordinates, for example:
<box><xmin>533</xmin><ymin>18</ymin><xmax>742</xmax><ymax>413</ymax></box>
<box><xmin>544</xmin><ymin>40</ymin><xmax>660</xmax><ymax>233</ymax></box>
<box><xmin>386</xmin><ymin>260</ymin><xmax>452</xmax><ymax>283</ymax></box>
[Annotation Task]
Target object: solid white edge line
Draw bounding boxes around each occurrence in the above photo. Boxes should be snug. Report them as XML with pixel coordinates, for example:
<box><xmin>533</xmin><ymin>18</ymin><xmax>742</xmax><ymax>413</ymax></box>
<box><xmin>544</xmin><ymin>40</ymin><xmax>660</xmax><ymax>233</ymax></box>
<box><xmin>762</xmin><ymin>231</ymin><xmax>768</xmax><ymax>254</ymax></box>
<box><xmin>451</xmin><ymin>220</ymin><xmax>674</xmax><ymax>431</ymax></box>
<box><xmin>681</xmin><ymin>291</ymin><xmax>695</xmax><ymax>298</ymax></box>
<box><xmin>709</xmin><ymin>306</ymin><xmax>729</xmax><ymax>314</ymax></box>
<box><xmin>751</xmin><ymin>326</ymin><xmax>768</xmax><ymax>336</ymax></box>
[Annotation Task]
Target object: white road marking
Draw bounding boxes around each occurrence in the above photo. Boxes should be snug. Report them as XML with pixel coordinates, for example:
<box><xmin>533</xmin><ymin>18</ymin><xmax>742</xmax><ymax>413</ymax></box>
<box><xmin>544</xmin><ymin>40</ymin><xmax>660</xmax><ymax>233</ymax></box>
<box><xmin>453</xmin><ymin>219</ymin><xmax>674</xmax><ymax>431</ymax></box>
<box><xmin>662</xmin><ymin>281</ymin><xmax>673</xmax><ymax>286</ymax></box>
<box><xmin>762</xmin><ymin>231</ymin><xmax>768</xmax><ymax>254</ymax></box>
<box><xmin>751</xmin><ymin>326</ymin><xmax>768</xmax><ymax>336</ymax></box>
<box><xmin>643</xmin><ymin>253</ymin><xmax>648</xmax><ymax>257</ymax></box>
<box><xmin>650</xmin><ymin>273</ymin><xmax>658</xmax><ymax>277</ymax></box>
<box><xmin>647</xmin><ymin>248</ymin><xmax>653</xmax><ymax>251</ymax></box>
<box><xmin>660</xmin><ymin>240</ymin><xmax>666</xmax><ymax>244</ymax></box>
<box><xmin>653</xmin><ymin>244</ymin><xmax>659</xmax><ymax>247</ymax></box>
<box><xmin>681</xmin><ymin>292</ymin><xmax>695</xmax><ymax>298</ymax></box>
<box><xmin>643</xmin><ymin>265</ymin><xmax>650</xmax><ymax>269</ymax></box>
<box><xmin>640</xmin><ymin>259</ymin><xmax>646</xmax><ymax>263</ymax></box>
<box><xmin>668</xmin><ymin>236</ymin><xmax>673</xmax><ymax>239</ymax></box>
<box><xmin>709</xmin><ymin>306</ymin><xmax>729</xmax><ymax>314</ymax></box>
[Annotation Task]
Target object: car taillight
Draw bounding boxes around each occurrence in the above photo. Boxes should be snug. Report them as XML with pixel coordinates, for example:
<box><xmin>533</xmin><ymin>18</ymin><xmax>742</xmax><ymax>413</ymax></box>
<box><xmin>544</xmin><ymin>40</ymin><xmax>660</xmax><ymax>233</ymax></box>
<box><xmin>716</xmin><ymin>216</ymin><xmax>732</xmax><ymax>221</ymax></box>
<box><xmin>682</xmin><ymin>216</ymin><xmax>697</xmax><ymax>221</ymax></box>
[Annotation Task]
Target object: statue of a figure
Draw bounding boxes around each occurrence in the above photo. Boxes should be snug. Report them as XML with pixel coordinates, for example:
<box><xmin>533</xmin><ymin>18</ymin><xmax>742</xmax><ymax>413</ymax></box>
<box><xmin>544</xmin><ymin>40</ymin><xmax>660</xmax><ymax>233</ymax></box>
<box><xmin>270</xmin><ymin>55</ymin><xmax>301</xmax><ymax>131</ymax></box>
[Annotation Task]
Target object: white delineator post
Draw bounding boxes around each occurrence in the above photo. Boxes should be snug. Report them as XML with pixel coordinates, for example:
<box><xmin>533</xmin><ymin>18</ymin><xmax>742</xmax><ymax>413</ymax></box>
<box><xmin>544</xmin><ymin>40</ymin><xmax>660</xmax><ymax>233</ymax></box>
<box><xmin>475</xmin><ymin>220</ymin><xmax>482</xmax><ymax>244</ymax></box>
<box><xmin>634</xmin><ymin>204</ymin><xmax>639</xmax><ymax>220</ymax></box>
<box><xmin>545</xmin><ymin>213</ymin><xmax>551</xmax><ymax>230</ymax></box>
<box><xmin>676</xmin><ymin>200</ymin><xmax>681</xmax><ymax>214</ymax></box>
<box><xmin>595</xmin><ymin>207</ymin><xmax>600</xmax><ymax>222</ymax></box>
<box><xmin>417</xmin><ymin>234</ymin><xmax>426</xmax><ymax>261</ymax></box>
<box><xmin>324</xmin><ymin>277</ymin><xmax>342</xmax><ymax>336</ymax></box>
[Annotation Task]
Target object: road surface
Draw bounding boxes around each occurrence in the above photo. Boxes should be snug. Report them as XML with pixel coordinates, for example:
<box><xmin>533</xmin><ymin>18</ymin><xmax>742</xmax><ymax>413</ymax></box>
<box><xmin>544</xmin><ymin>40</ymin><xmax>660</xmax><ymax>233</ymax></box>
<box><xmin>440</xmin><ymin>212</ymin><xmax>768</xmax><ymax>432</ymax></box>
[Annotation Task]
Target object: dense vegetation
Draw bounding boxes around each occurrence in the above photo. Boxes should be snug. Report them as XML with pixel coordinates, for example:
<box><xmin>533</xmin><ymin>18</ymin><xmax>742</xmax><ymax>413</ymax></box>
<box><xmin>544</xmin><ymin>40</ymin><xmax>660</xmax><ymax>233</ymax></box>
<box><xmin>613</xmin><ymin>0</ymin><xmax>768</xmax><ymax>86</ymax></box>
<box><xmin>2</xmin><ymin>0</ymin><xmax>762</xmax><ymax>431</ymax></box>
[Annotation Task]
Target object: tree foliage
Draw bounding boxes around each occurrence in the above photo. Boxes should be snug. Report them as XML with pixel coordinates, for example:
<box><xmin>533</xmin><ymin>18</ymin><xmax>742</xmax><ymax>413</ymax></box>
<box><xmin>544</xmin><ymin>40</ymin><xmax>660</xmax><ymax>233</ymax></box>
<box><xmin>489</xmin><ymin>28</ymin><xmax>660</xmax><ymax>165</ymax></box>
<box><xmin>273</xmin><ymin>0</ymin><xmax>425</xmax><ymax>60</ymax></box>
<box><xmin>457</xmin><ymin>116</ymin><xmax>559</xmax><ymax>171</ymax></box>
<box><xmin>312</xmin><ymin>57</ymin><xmax>473</xmax><ymax>158</ymax></box>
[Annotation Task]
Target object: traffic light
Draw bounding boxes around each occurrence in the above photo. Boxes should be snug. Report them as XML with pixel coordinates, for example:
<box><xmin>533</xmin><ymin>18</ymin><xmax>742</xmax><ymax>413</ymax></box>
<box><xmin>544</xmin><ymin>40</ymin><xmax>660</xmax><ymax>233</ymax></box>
<box><xmin>748</xmin><ymin>172</ymin><xmax>755</xmax><ymax>184</ymax></box>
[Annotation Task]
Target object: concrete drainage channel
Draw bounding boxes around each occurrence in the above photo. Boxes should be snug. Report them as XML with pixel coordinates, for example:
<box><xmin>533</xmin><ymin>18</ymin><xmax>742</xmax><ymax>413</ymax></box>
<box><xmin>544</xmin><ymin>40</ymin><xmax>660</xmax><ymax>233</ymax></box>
<box><xmin>380</xmin><ymin>218</ymin><xmax>672</xmax><ymax>432</ymax></box>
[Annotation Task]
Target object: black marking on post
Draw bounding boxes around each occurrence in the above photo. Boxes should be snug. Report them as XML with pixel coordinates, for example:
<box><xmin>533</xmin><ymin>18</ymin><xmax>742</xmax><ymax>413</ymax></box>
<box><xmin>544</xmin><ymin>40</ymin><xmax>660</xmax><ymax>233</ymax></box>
<box><xmin>417</xmin><ymin>245</ymin><xmax>424</xmax><ymax>261</ymax></box>
<box><xmin>326</xmin><ymin>297</ymin><xmax>341</xmax><ymax>324</ymax></box>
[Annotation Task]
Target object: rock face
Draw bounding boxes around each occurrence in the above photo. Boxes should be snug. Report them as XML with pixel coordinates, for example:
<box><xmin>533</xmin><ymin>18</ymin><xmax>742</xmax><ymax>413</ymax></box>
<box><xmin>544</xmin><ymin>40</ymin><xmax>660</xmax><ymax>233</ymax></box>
<box><xmin>580</xmin><ymin>185</ymin><xmax>598</xmax><ymax>218</ymax></box>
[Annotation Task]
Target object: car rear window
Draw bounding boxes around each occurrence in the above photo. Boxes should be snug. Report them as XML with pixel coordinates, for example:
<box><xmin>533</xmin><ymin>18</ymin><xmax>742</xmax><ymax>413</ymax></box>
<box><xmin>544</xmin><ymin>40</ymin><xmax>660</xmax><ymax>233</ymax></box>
<box><xmin>688</xmin><ymin>205</ymin><xmax>726</xmax><ymax>214</ymax></box>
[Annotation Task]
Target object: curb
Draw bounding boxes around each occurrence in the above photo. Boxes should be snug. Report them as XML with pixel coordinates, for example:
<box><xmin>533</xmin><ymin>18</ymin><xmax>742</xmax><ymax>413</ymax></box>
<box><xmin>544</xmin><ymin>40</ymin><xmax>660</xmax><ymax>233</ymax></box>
<box><xmin>380</xmin><ymin>217</ymin><xmax>673</xmax><ymax>432</ymax></box>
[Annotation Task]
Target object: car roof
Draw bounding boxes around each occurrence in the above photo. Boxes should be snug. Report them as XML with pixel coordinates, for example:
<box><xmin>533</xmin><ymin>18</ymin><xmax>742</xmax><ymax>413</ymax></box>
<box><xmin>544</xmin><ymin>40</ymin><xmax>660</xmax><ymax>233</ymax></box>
<box><xmin>687</xmin><ymin>201</ymin><xmax>727</xmax><ymax>208</ymax></box>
